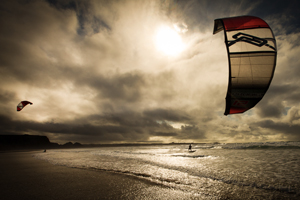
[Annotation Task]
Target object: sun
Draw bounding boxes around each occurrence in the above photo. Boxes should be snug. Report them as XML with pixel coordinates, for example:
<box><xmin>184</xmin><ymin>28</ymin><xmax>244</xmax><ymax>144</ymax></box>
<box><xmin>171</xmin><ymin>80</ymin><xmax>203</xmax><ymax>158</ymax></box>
<box><xmin>155</xmin><ymin>26</ymin><xmax>185</xmax><ymax>56</ymax></box>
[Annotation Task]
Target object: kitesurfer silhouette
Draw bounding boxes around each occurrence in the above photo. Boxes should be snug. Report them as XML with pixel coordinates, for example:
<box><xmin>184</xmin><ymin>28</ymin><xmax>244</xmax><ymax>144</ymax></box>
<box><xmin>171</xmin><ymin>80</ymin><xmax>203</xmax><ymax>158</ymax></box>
<box><xmin>188</xmin><ymin>143</ymin><xmax>192</xmax><ymax>151</ymax></box>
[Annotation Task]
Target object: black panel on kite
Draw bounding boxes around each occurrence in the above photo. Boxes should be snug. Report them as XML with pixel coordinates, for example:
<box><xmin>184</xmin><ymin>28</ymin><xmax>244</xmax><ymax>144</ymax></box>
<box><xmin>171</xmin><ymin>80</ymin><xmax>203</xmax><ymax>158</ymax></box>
<box><xmin>17</xmin><ymin>101</ymin><xmax>33</xmax><ymax>112</ymax></box>
<box><xmin>213</xmin><ymin>16</ymin><xmax>277</xmax><ymax>115</ymax></box>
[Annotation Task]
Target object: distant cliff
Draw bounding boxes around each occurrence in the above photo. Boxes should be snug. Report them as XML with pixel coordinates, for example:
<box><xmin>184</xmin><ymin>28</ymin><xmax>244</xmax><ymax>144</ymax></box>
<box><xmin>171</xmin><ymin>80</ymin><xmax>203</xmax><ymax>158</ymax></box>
<box><xmin>0</xmin><ymin>134</ymin><xmax>86</xmax><ymax>150</ymax></box>
<box><xmin>0</xmin><ymin>134</ymin><xmax>59</xmax><ymax>150</ymax></box>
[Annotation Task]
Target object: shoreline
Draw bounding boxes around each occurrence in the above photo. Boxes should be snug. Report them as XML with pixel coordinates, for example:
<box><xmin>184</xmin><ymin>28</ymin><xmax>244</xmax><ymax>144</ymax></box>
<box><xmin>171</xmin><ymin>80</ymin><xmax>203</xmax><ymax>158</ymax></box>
<box><xmin>0</xmin><ymin>151</ymin><xmax>198</xmax><ymax>200</ymax></box>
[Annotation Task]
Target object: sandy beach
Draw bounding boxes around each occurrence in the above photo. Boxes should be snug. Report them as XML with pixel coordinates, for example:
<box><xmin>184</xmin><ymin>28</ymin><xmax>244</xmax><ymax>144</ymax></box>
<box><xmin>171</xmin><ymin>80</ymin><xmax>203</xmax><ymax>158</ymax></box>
<box><xmin>0</xmin><ymin>151</ymin><xmax>197</xmax><ymax>200</ymax></box>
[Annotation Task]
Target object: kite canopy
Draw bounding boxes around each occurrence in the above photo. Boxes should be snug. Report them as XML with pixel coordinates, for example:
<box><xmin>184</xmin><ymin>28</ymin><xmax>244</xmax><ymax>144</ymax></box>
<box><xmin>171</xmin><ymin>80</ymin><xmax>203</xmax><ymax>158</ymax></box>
<box><xmin>17</xmin><ymin>101</ymin><xmax>33</xmax><ymax>112</ymax></box>
<box><xmin>213</xmin><ymin>16</ymin><xmax>277</xmax><ymax>115</ymax></box>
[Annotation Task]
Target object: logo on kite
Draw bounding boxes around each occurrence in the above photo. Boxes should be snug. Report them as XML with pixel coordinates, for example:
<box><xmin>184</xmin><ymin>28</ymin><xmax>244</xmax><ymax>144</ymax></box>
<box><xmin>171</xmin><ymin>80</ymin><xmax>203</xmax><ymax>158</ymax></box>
<box><xmin>228</xmin><ymin>32</ymin><xmax>275</xmax><ymax>50</ymax></box>
<box><xmin>17</xmin><ymin>101</ymin><xmax>33</xmax><ymax>112</ymax></box>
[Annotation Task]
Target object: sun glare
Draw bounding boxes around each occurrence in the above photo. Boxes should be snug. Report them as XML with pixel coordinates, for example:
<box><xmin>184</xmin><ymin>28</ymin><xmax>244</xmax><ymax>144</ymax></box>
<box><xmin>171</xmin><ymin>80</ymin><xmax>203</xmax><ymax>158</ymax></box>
<box><xmin>155</xmin><ymin>26</ymin><xmax>185</xmax><ymax>56</ymax></box>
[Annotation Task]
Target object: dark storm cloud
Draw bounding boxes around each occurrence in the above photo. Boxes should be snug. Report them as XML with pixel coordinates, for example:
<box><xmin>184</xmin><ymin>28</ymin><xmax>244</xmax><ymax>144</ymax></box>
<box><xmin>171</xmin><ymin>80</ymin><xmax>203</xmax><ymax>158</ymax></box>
<box><xmin>86</xmin><ymin>112</ymin><xmax>160</xmax><ymax>128</ymax></box>
<box><xmin>256</xmin><ymin>103</ymin><xmax>284</xmax><ymax>118</ymax></box>
<box><xmin>80</xmin><ymin>71</ymin><xmax>146</xmax><ymax>102</ymax></box>
<box><xmin>254</xmin><ymin>119</ymin><xmax>300</xmax><ymax>140</ymax></box>
<box><xmin>0</xmin><ymin>89</ymin><xmax>16</xmax><ymax>104</ymax></box>
<box><xmin>174</xmin><ymin>0</ymin><xmax>273</xmax><ymax>30</ymax></box>
<box><xmin>178</xmin><ymin>124</ymin><xmax>206</xmax><ymax>140</ymax></box>
<box><xmin>58</xmin><ymin>66</ymin><xmax>180</xmax><ymax>104</ymax></box>
<box><xmin>0</xmin><ymin>113</ymin><xmax>148</xmax><ymax>142</ymax></box>
<box><xmin>153</xmin><ymin>131</ymin><xmax>177</xmax><ymax>137</ymax></box>
<box><xmin>171</xmin><ymin>0</ymin><xmax>300</xmax><ymax>36</ymax></box>
<box><xmin>0</xmin><ymin>109</ymin><xmax>194</xmax><ymax>143</ymax></box>
<box><xmin>143</xmin><ymin>108</ymin><xmax>192</xmax><ymax>123</ymax></box>
<box><xmin>268</xmin><ymin>84</ymin><xmax>300</xmax><ymax>104</ymax></box>
<box><xmin>287</xmin><ymin>109</ymin><xmax>300</xmax><ymax>124</ymax></box>
<box><xmin>58</xmin><ymin>66</ymin><xmax>172</xmax><ymax>103</ymax></box>
<box><xmin>255</xmin><ymin>83</ymin><xmax>300</xmax><ymax>118</ymax></box>
<box><xmin>250</xmin><ymin>0</ymin><xmax>300</xmax><ymax>34</ymax></box>
<box><xmin>46</xmin><ymin>0</ymin><xmax>111</xmax><ymax>35</ymax></box>
<box><xmin>0</xmin><ymin>0</ymin><xmax>77</xmax><ymax>87</ymax></box>
<box><xmin>46</xmin><ymin>0</ymin><xmax>77</xmax><ymax>10</ymax></box>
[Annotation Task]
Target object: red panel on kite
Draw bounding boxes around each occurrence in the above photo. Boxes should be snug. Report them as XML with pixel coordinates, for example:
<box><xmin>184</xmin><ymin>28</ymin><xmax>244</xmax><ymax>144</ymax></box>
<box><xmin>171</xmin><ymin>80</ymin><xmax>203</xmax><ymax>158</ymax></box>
<box><xmin>222</xmin><ymin>16</ymin><xmax>269</xmax><ymax>31</ymax></box>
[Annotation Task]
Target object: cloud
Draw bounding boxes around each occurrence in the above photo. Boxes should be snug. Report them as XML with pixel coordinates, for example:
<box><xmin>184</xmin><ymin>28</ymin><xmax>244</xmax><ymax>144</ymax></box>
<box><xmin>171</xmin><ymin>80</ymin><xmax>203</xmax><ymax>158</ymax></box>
<box><xmin>1</xmin><ymin>0</ymin><xmax>300</xmax><ymax>144</ymax></box>
<box><xmin>253</xmin><ymin>119</ymin><xmax>300</xmax><ymax>141</ymax></box>
<box><xmin>143</xmin><ymin>108</ymin><xmax>191</xmax><ymax>123</ymax></box>
<box><xmin>254</xmin><ymin>32</ymin><xmax>300</xmax><ymax>119</ymax></box>
<box><xmin>0</xmin><ymin>110</ymin><xmax>196</xmax><ymax>143</ymax></box>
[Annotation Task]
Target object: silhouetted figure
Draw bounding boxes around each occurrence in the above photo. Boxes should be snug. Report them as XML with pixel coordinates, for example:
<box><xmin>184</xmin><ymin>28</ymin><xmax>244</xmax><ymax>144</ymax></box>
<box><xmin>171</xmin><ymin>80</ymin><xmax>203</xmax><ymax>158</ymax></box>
<box><xmin>44</xmin><ymin>149</ymin><xmax>47</xmax><ymax>152</ymax></box>
<box><xmin>188</xmin><ymin>144</ymin><xmax>192</xmax><ymax>151</ymax></box>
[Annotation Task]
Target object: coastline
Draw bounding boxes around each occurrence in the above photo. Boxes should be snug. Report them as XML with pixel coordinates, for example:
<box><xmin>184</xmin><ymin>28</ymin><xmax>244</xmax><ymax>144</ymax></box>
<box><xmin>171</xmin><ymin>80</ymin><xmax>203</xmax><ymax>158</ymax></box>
<box><xmin>0</xmin><ymin>151</ymin><xmax>198</xmax><ymax>200</ymax></box>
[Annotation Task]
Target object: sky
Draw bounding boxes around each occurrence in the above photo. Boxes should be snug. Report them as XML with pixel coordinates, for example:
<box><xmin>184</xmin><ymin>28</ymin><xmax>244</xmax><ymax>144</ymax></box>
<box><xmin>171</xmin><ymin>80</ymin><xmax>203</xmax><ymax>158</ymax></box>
<box><xmin>0</xmin><ymin>0</ymin><xmax>300</xmax><ymax>144</ymax></box>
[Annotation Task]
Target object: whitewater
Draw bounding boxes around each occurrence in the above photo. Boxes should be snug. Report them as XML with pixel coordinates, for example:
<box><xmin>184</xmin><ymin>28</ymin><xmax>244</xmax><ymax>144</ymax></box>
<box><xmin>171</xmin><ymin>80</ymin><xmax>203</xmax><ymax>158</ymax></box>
<box><xmin>34</xmin><ymin>141</ymin><xmax>300</xmax><ymax>199</ymax></box>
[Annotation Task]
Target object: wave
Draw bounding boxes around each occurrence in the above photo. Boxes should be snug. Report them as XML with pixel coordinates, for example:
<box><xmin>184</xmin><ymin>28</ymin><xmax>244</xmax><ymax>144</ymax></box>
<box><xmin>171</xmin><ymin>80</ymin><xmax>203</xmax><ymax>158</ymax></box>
<box><xmin>222</xmin><ymin>145</ymin><xmax>300</xmax><ymax>150</ymax></box>
<box><xmin>33</xmin><ymin>145</ymin><xmax>300</xmax><ymax>199</ymax></box>
<box><xmin>217</xmin><ymin>141</ymin><xmax>300</xmax><ymax>150</ymax></box>
<box><xmin>171</xmin><ymin>154</ymin><xmax>211</xmax><ymax>158</ymax></box>
<box><xmin>63</xmin><ymin>160</ymin><xmax>299</xmax><ymax>197</ymax></box>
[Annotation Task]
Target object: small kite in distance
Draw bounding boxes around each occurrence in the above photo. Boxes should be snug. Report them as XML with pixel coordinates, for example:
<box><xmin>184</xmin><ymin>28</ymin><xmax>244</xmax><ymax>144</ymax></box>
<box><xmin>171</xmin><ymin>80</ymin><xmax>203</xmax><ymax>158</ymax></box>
<box><xmin>17</xmin><ymin>101</ymin><xmax>33</xmax><ymax>112</ymax></box>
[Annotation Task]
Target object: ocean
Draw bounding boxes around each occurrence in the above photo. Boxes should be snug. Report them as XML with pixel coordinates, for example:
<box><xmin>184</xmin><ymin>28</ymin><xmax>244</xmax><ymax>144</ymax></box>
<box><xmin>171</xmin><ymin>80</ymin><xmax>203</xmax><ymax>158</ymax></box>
<box><xmin>34</xmin><ymin>142</ymin><xmax>300</xmax><ymax>199</ymax></box>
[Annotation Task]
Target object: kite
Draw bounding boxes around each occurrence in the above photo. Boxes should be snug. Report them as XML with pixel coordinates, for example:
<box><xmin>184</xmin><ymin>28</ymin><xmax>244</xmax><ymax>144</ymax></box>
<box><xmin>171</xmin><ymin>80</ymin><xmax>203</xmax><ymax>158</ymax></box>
<box><xmin>17</xmin><ymin>101</ymin><xmax>33</xmax><ymax>112</ymax></box>
<box><xmin>213</xmin><ymin>16</ymin><xmax>277</xmax><ymax>115</ymax></box>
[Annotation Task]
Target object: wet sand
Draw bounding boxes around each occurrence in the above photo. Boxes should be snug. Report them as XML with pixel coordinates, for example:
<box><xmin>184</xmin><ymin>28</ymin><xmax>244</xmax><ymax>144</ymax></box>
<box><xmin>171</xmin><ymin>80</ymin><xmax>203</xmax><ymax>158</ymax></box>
<box><xmin>0</xmin><ymin>151</ymin><xmax>197</xmax><ymax>200</ymax></box>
